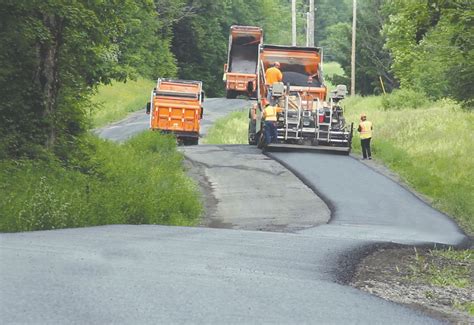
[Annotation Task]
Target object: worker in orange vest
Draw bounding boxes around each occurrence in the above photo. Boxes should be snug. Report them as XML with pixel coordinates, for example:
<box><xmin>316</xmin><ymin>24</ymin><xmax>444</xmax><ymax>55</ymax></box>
<box><xmin>265</xmin><ymin>62</ymin><xmax>283</xmax><ymax>103</ymax></box>
<box><xmin>358</xmin><ymin>113</ymin><xmax>373</xmax><ymax>160</ymax></box>
<box><xmin>262</xmin><ymin>99</ymin><xmax>280</xmax><ymax>145</ymax></box>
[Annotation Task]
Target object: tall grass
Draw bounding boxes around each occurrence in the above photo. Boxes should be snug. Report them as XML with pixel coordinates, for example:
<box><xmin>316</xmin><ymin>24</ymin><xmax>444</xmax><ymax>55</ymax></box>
<box><xmin>91</xmin><ymin>78</ymin><xmax>155</xmax><ymax>127</ymax></box>
<box><xmin>0</xmin><ymin>132</ymin><xmax>202</xmax><ymax>232</ymax></box>
<box><xmin>203</xmin><ymin>110</ymin><xmax>249</xmax><ymax>144</ymax></box>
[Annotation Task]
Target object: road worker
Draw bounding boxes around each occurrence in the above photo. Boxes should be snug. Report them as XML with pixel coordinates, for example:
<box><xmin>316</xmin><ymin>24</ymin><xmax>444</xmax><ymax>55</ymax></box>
<box><xmin>262</xmin><ymin>99</ymin><xmax>280</xmax><ymax>145</ymax></box>
<box><xmin>358</xmin><ymin>113</ymin><xmax>373</xmax><ymax>160</ymax></box>
<box><xmin>265</xmin><ymin>62</ymin><xmax>283</xmax><ymax>103</ymax></box>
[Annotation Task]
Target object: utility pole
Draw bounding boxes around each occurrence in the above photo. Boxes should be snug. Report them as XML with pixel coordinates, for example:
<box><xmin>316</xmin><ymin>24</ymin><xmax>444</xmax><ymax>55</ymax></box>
<box><xmin>309</xmin><ymin>0</ymin><xmax>314</xmax><ymax>47</ymax></box>
<box><xmin>306</xmin><ymin>12</ymin><xmax>310</xmax><ymax>47</ymax></box>
<box><xmin>351</xmin><ymin>0</ymin><xmax>357</xmax><ymax>96</ymax></box>
<box><xmin>292</xmin><ymin>0</ymin><xmax>296</xmax><ymax>46</ymax></box>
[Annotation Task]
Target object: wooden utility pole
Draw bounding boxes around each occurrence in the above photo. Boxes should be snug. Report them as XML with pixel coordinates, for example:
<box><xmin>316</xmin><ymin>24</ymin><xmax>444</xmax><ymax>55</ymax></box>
<box><xmin>309</xmin><ymin>0</ymin><xmax>314</xmax><ymax>47</ymax></box>
<box><xmin>292</xmin><ymin>0</ymin><xmax>296</xmax><ymax>46</ymax></box>
<box><xmin>351</xmin><ymin>0</ymin><xmax>357</xmax><ymax>96</ymax></box>
<box><xmin>306</xmin><ymin>12</ymin><xmax>310</xmax><ymax>47</ymax></box>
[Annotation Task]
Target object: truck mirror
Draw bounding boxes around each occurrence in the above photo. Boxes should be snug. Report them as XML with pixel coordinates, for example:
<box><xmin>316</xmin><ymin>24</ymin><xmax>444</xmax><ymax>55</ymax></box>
<box><xmin>200</xmin><ymin>107</ymin><xmax>204</xmax><ymax>119</ymax></box>
<box><xmin>201</xmin><ymin>91</ymin><xmax>205</xmax><ymax>102</ymax></box>
<box><xmin>146</xmin><ymin>102</ymin><xmax>151</xmax><ymax>115</ymax></box>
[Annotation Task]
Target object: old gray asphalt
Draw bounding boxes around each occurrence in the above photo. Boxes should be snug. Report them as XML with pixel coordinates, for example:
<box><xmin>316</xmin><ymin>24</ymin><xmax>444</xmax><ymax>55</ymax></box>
<box><xmin>1</xmin><ymin>98</ymin><xmax>468</xmax><ymax>324</ymax></box>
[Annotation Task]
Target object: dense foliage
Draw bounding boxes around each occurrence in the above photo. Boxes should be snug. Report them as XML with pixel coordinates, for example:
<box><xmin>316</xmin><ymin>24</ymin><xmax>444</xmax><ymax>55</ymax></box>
<box><xmin>0</xmin><ymin>0</ymin><xmax>175</xmax><ymax>159</ymax></box>
<box><xmin>169</xmin><ymin>0</ymin><xmax>294</xmax><ymax>97</ymax></box>
<box><xmin>384</xmin><ymin>0</ymin><xmax>473</xmax><ymax>107</ymax></box>
<box><xmin>0</xmin><ymin>132</ymin><xmax>202</xmax><ymax>232</ymax></box>
<box><xmin>321</xmin><ymin>0</ymin><xmax>473</xmax><ymax>105</ymax></box>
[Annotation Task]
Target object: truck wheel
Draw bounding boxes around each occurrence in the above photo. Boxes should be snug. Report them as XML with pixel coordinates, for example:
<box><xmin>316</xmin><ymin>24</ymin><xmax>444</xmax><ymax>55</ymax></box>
<box><xmin>257</xmin><ymin>131</ymin><xmax>265</xmax><ymax>149</ymax></box>
<box><xmin>226</xmin><ymin>90</ymin><xmax>237</xmax><ymax>99</ymax></box>
<box><xmin>248</xmin><ymin>120</ymin><xmax>257</xmax><ymax>145</ymax></box>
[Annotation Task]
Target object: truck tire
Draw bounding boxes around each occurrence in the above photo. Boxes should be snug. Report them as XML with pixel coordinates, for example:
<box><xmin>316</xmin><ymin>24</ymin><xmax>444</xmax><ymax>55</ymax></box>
<box><xmin>226</xmin><ymin>90</ymin><xmax>237</xmax><ymax>99</ymax></box>
<box><xmin>257</xmin><ymin>131</ymin><xmax>265</xmax><ymax>149</ymax></box>
<box><xmin>248</xmin><ymin>120</ymin><xmax>257</xmax><ymax>145</ymax></box>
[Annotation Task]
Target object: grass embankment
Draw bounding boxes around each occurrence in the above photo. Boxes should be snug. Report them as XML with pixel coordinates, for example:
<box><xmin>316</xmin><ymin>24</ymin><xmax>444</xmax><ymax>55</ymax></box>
<box><xmin>91</xmin><ymin>78</ymin><xmax>155</xmax><ymax>127</ymax></box>
<box><xmin>205</xmin><ymin>93</ymin><xmax>473</xmax><ymax>235</ymax></box>
<box><xmin>344</xmin><ymin>95</ymin><xmax>473</xmax><ymax>235</ymax></box>
<box><xmin>204</xmin><ymin>110</ymin><xmax>249</xmax><ymax>144</ymax></box>
<box><xmin>0</xmin><ymin>132</ymin><xmax>202</xmax><ymax>232</ymax></box>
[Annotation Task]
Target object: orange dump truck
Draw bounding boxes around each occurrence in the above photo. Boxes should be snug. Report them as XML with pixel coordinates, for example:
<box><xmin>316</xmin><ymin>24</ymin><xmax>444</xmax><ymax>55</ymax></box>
<box><xmin>223</xmin><ymin>25</ymin><xmax>263</xmax><ymax>99</ymax></box>
<box><xmin>146</xmin><ymin>79</ymin><xmax>204</xmax><ymax>145</ymax></box>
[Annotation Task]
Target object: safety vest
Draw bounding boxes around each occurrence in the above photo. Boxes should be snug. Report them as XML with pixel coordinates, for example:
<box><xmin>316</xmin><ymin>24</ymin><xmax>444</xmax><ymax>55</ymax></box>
<box><xmin>359</xmin><ymin>121</ymin><xmax>373</xmax><ymax>139</ymax></box>
<box><xmin>264</xmin><ymin>105</ymin><xmax>278</xmax><ymax>121</ymax></box>
<box><xmin>265</xmin><ymin>67</ymin><xmax>283</xmax><ymax>86</ymax></box>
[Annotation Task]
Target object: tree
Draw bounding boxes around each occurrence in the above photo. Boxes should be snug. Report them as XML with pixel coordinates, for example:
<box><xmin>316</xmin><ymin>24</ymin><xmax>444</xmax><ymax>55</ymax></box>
<box><xmin>384</xmin><ymin>0</ymin><xmax>474</xmax><ymax>107</ymax></box>
<box><xmin>0</xmin><ymin>0</ymin><xmax>176</xmax><ymax>158</ymax></box>
<box><xmin>322</xmin><ymin>0</ymin><xmax>396</xmax><ymax>95</ymax></box>
<box><xmin>169</xmin><ymin>0</ymin><xmax>292</xmax><ymax>97</ymax></box>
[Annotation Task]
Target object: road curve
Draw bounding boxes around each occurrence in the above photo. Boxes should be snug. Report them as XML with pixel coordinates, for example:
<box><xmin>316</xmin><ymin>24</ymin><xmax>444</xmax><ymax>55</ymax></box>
<box><xmin>269</xmin><ymin>152</ymin><xmax>467</xmax><ymax>246</ymax></box>
<box><xmin>0</xmin><ymin>98</ymin><xmax>469</xmax><ymax>324</ymax></box>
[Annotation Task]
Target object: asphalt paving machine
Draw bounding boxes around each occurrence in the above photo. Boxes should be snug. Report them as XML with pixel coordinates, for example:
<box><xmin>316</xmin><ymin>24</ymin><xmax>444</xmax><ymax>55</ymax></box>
<box><xmin>248</xmin><ymin>45</ymin><xmax>353</xmax><ymax>154</ymax></box>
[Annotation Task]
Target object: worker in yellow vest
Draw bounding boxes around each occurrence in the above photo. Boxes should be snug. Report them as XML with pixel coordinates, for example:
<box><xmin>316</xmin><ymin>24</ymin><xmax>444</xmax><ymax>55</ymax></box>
<box><xmin>262</xmin><ymin>99</ymin><xmax>280</xmax><ymax>145</ymax></box>
<box><xmin>358</xmin><ymin>113</ymin><xmax>373</xmax><ymax>160</ymax></box>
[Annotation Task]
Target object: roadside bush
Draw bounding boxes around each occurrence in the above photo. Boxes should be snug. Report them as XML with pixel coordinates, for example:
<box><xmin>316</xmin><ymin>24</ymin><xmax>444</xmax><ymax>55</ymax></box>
<box><xmin>381</xmin><ymin>89</ymin><xmax>432</xmax><ymax>110</ymax></box>
<box><xmin>0</xmin><ymin>132</ymin><xmax>202</xmax><ymax>232</ymax></box>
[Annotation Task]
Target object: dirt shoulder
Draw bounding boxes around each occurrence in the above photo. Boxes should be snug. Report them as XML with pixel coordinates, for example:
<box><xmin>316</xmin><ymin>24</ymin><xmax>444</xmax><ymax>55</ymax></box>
<box><xmin>347</xmin><ymin>156</ymin><xmax>473</xmax><ymax>324</ymax></box>
<box><xmin>350</xmin><ymin>246</ymin><xmax>473</xmax><ymax>324</ymax></box>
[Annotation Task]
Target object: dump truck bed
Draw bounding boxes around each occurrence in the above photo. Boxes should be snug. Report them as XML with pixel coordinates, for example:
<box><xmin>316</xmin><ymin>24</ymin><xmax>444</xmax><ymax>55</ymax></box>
<box><xmin>149</xmin><ymin>79</ymin><xmax>203</xmax><ymax>143</ymax></box>
<box><xmin>225</xmin><ymin>26</ymin><xmax>262</xmax><ymax>97</ymax></box>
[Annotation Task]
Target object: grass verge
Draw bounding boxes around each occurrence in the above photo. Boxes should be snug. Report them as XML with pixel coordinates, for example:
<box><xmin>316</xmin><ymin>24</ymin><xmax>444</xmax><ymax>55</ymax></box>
<box><xmin>203</xmin><ymin>110</ymin><xmax>249</xmax><ymax>144</ymax></box>
<box><xmin>0</xmin><ymin>132</ymin><xmax>202</xmax><ymax>232</ymax></box>
<box><xmin>91</xmin><ymin>78</ymin><xmax>155</xmax><ymax>127</ymax></box>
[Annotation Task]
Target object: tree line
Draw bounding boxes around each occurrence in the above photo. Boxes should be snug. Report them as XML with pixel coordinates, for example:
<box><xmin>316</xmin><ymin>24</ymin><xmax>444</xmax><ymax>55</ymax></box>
<box><xmin>321</xmin><ymin>0</ymin><xmax>473</xmax><ymax>108</ymax></box>
<box><xmin>0</xmin><ymin>0</ymin><xmax>292</xmax><ymax>159</ymax></box>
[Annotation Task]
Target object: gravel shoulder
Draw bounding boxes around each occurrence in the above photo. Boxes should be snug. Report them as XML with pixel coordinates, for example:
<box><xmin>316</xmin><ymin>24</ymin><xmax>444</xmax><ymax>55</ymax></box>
<box><xmin>350</xmin><ymin>246</ymin><xmax>473</xmax><ymax>324</ymax></box>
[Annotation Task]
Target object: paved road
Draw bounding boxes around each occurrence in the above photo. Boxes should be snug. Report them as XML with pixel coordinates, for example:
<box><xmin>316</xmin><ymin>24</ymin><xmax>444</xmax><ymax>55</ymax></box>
<box><xmin>1</xmin><ymin>98</ymin><xmax>468</xmax><ymax>324</ymax></box>
<box><xmin>95</xmin><ymin>98</ymin><xmax>249</xmax><ymax>142</ymax></box>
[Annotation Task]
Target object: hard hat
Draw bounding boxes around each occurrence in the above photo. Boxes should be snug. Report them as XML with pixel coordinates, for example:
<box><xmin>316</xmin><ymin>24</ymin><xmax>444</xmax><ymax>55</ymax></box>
<box><xmin>361</xmin><ymin>113</ymin><xmax>367</xmax><ymax>118</ymax></box>
<box><xmin>274</xmin><ymin>62</ymin><xmax>280</xmax><ymax>67</ymax></box>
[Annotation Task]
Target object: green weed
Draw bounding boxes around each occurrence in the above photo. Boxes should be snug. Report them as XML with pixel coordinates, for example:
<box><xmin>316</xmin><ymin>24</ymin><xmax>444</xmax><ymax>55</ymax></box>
<box><xmin>0</xmin><ymin>132</ymin><xmax>202</xmax><ymax>232</ymax></box>
<box><xmin>408</xmin><ymin>247</ymin><xmax>473</xmax><ymax>289</ymax></box>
